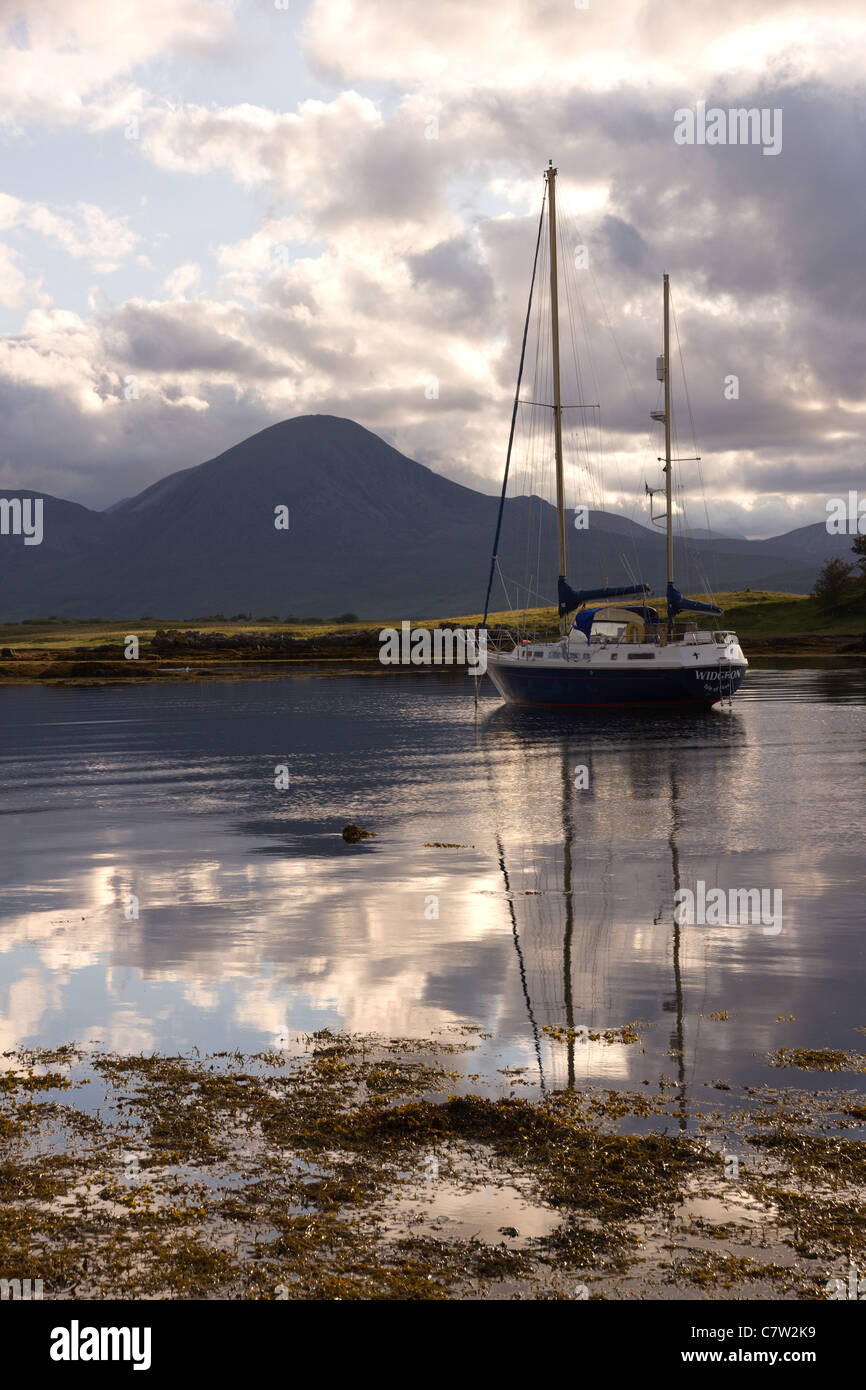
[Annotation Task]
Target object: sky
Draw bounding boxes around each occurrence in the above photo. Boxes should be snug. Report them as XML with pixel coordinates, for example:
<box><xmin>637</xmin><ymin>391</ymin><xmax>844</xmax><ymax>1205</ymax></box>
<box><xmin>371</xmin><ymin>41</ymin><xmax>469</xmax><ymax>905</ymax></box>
<box><xmin>0</xmin><ymin>0</ymin><xmax>864</xmax><ymax>536</ymax></box>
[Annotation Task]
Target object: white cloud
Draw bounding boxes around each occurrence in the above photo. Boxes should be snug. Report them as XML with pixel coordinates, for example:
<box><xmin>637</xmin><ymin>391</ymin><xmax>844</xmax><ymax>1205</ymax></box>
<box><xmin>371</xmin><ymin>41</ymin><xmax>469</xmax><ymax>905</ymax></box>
<box><xmin>164</xmin><ymin>262</ymin><xmax>202</xmax><ymax>297</ymax></box>
<box><xmin>302</xmin><ymin>0</ymin><xmax>866</xmax><ymax>92</ymax></box>
<box><xmin>0</xmin><ymin>0</ymin><xmax>236</xmax><ymax>123</ymax></box>
<box><xmin>138</xmin><ymin>91</ymin><xmax>385</xmax><ymax>202</ymax></box>
<box><xmin>0</xmin><ymin>241</ymin><xmax>31</xmax><ymax>308</ymax></box>
<box><xmin>0</xmin><ymin>195</ymin><xmax>138</xmax><ymax>272</ymax></box>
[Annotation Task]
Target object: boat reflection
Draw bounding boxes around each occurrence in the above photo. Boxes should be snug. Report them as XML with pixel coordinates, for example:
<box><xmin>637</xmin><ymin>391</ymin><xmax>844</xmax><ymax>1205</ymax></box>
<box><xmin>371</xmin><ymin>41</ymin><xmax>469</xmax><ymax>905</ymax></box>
<box><xmin>479</xmin><ymin>704</ymin><xmax>747</xmax><ymax>1105</ymax></box>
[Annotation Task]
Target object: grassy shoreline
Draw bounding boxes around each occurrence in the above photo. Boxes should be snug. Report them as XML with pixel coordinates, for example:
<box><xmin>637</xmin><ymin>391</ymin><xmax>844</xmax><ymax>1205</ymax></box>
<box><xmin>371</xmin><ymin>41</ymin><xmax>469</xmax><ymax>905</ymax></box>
<box><xmin>0</xmin><ymin>592</ymin><xmax>863</xmax><ymax>684</ymax></box>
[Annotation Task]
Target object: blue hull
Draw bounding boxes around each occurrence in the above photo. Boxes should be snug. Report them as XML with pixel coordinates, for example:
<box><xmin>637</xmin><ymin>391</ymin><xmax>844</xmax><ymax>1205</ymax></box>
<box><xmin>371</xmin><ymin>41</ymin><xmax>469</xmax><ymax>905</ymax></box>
<box><xmin>487</xmin><ymin>661</ymin><xmax>745</xmax><ymax>707</ymax></box>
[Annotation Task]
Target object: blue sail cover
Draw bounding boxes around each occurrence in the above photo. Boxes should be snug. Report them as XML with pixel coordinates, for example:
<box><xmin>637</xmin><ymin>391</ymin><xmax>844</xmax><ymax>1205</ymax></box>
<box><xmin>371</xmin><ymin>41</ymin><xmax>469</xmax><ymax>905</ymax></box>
<box><xmin>666</xmin><ymin>582</ymin><xmax>723</xmax><ymax>620</ymax></box>
<box><xmin>573</xmin><ymin>604</ymin><xmax>661</xmax><ymax>639</ymax></box>
<box><xmin>558</xmin><ymin>577</ymin><xmax>650</xmax><ymax>617</ymax></box>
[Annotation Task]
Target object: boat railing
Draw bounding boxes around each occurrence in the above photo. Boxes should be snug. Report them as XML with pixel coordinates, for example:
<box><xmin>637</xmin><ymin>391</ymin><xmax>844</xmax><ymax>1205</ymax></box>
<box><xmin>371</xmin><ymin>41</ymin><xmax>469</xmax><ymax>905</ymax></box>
<box><xmin>484</xmin><ymin>624</ymin><xmax>735</xmax><ymax>656</ymax></box>
<box><xmin>669</xmin><ymin>628</ymin><xmax>719</xmax><ymax>645</ymax></box>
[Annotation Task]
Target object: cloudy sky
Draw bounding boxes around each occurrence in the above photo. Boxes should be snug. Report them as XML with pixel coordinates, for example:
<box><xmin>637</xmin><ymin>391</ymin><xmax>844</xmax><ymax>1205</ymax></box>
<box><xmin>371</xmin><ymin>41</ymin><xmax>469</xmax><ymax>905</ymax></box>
<box><xmin>0</xmin><ymin>0</ymin><xmax>864</xmax><ymax>536</ymax></box>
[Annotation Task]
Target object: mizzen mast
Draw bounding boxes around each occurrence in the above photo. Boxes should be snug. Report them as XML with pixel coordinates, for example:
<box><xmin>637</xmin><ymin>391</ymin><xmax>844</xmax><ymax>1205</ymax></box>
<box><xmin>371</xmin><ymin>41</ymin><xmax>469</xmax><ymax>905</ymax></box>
<box><xmin>546</xmin><ymin>161</ymin><xmax>568</xmax><ymax>630</ymax></box>
<box><xmin>662</xmin><ymin>272</ymin><xmax>674</xmax><ymax>592</ymax></box>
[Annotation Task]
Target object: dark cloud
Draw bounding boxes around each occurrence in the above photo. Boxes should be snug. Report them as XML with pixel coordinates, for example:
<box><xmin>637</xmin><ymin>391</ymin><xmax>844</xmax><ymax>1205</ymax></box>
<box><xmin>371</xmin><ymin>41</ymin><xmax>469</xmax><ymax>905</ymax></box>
<box><xmin>107</xmin><ymin>302</ymin><xmax>283</xmax><ymax>377</ymax></box>
<box><xmin>408</xmin><ymin>234</ymin><xmax>495</xmax><ymax>325</ymax></box>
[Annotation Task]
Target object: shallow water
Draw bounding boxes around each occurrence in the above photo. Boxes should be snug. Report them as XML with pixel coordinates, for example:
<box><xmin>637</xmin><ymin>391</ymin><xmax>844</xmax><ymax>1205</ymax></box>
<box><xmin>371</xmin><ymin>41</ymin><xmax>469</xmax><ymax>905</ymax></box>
<box><xmin>0</xmin><ymin>664</ymin><xmax>864</xmax><ymax>1110</ymax></box>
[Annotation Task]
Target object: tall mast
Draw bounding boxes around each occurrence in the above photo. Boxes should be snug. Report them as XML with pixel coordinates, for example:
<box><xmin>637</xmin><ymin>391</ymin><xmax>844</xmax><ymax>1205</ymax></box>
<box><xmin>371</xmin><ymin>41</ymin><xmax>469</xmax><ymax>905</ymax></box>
<box><xmin>547</xmin><ymin>162</ymin><xmax>567</xmax><ymax>607</ymax></box>
<box><xmin>663</xmin><ymin>272</ymin><xmax>674</xmax><ymax>591</ymax></box>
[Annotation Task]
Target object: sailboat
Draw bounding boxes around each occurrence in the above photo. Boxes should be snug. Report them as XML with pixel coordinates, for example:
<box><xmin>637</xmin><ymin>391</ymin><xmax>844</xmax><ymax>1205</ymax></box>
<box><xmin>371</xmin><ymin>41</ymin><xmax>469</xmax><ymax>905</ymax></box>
<box><xmin>483</xmin><ymin>162</ymin><xmax>748</xmax><ymax>708</ymax></box>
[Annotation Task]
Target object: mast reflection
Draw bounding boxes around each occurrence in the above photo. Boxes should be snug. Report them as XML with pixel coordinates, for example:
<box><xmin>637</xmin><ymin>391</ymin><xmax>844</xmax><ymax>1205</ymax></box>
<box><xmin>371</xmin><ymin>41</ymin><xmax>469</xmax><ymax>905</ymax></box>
<box><xmin>481</xmin><ymin>704</ymin><xmax>745</xmax><ymax>1101</ymax></box>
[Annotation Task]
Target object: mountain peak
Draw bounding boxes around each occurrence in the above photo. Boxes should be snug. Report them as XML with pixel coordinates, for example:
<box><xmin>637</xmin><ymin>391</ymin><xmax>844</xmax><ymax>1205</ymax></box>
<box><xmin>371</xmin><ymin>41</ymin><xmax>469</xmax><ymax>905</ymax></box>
<box><xmin>0</xmin><ymin>417</ymin><xmax>844</xmax><ymax>619</ymax></box>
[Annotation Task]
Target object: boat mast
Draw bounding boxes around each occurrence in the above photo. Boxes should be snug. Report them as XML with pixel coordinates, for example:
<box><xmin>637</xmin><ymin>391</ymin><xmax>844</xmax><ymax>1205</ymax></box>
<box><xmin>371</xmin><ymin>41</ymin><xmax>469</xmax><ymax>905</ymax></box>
<box><xmin>546</xmin><ymin>161</ymin><xmax>567</xmax><ymax>628</ymax></box>
<box><xmin>662</xmin><ymin>272</ymin><xmax>674</xmax><ymax>602</ymax></box>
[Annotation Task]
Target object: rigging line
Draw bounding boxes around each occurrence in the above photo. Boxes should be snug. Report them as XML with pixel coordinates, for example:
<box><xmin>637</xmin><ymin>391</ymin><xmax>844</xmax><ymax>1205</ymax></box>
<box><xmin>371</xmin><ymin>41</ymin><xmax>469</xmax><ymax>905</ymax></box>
<box><xmin>534</xmin><ymin>412</ymin><xmax>549</xmax><ymax>623</ymax></box>
<box><xmin>496</xmin><ymin>567</ymin><xmax>556</xmax><ymax>611</ymax></box>
<box><xmin>481</xmin><ymin>184</ymin><xmax>547</xmax><ymax>630</ymax></box>
<box><xmin>534</xmin><ymin>496</ymin><xmax>544</xmax><ymax>627</ymax></box>
<box><xmin>561</xmin><ymin>210</ymin><xmax>628</xmax><ymax>587</ymax></box>
<box><xmin>559</xmin><ymin>748</ymin><xmax>577</xmax><ymax>1092</ymax></box>
<box><xmin>493</xmin><ymin>557</ymin><xmax>521</xmax><ymax>634</ymax></box>
<box><xmin>527</xmin><ymin>279</ymin><xmax>551</xmax><ymax>633</ymax></box>
<box><xmin>572</xmin><ymin>218</ymin><xmax>643</xmax><ymax>414</ymax></box>
<box><xmin>561</xmin><ymin>219</ymin><xmax>596</xmax><ymax>492</ymax></box>
<box><xmin>620</xmin><ymin>551</ymin><xmax>647</xmax><ymax>604</ymax></box>
<box><xmin>669</xmin><ymin>366</ymin><xmax>700</xmax><ymax>596</ymax></box>
<box><xmin>475</xmin><ymin>711</ymin><xmax>547</xmax><ymax>1092</ymax></box>
<box><xmin>496</xmin><ymin>834</ymin><xmax>546</xmax><ymax>1092</ymax></box>
<box><xmin>667</xmin><ymin>767</ymin><xmax>691</xmax><ymax>1132</ymax></box>
<box><xmin>536</xmin><ymin>256</ymin><xmax>553</xmax><ymax>606</ymax></box>
<box><xmin>567</xmin><ymin>214</ymin><xmax>650</xmax><ymax>598</ymax></box>
<box><xmin>570</xmin><ymin>228</ymin><xmax>619</xmax><ymax>518</ymax></box>
<box><xmin>568</xmin><ymin>227</ymin><xmax>601</xmax><ymax>489</ymax></box>
<box><xmin>518</xmin><ymin>400</ymin><xmax>600</xmax><ymax>409</ymax></box>
<box><xmin>559</xmin><ymin>221</ymin><xmax>600</xmax><ymax>582</ymax></box>
<box><xmin>490</xmin><ymin>558</ymin><xmax>513</xmax><ymax>634</ymax></box>
<box><xmin>514</xmin><ymin>281</ymin><xmax>539</xmax><ymax>520</ymax></box>
<box><xmin>670</xmin><ymin>288</ymin><xmax>719</xmax><ymax>605</ymax></box>
<box><xmin>521</xmin><ymin>240</ymin><xmax>549</xmax><ymax>634</ymax></box>
<box><xmin>558</xmin><ymin>217</ymin><xmax>645</xmax><ymax>593</ymax></box>
<box><xmin>522</xmin><ymin>437</ymin><xmax>539</xmax><ymax>631</ymax></box>
<box><xmin>669</xmin><ymin>296</ymin><xmax>706</xmax><ymax>595</ymax></box>
<box><xmin>669</xmin><ymin>289</ymin><xmax>699</xmax><ymax>462</ymax></box>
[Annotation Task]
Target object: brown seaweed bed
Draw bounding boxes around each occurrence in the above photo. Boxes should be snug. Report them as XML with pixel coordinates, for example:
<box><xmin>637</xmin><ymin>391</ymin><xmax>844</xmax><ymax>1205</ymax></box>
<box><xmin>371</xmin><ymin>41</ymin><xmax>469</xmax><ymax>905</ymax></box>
<box><xmin>1</xmin><ymin>1030</ymin><xmax>864</xmax><ymax>1300</ymax></box>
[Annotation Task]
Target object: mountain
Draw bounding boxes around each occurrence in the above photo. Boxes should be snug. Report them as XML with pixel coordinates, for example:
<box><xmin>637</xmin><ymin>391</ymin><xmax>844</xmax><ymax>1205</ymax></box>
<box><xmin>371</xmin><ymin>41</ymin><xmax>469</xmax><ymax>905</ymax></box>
<box><xmin>680</xmin><ymin>525</ymin><xmax>748</xmax><ymax>542</ymax></box>
<box><xmin>0</xmin><ymin>415</ymin><xmax>856</xmax><ymax>619</ymax></box>
<box><xmin>0</xmin><ymin>491</ymin><xmax>115</xmax><ymax>618</ymax></box>
<box><xmin>759</xmin><ymin>519</ymin><xmax>860</xmax><ymax>565</ymax></box>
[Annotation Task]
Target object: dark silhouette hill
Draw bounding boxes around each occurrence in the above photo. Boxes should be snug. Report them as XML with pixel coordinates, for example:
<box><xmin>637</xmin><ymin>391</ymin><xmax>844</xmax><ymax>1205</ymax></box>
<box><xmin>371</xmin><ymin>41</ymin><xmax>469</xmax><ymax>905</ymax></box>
<box><xmin>0</xmin><ymin>415</ymin><xmax>852</xmax><ymax>619</ymax></box>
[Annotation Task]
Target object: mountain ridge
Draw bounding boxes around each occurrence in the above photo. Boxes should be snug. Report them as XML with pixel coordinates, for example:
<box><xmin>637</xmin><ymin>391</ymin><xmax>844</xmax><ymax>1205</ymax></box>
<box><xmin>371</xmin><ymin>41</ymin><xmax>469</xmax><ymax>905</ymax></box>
<box><xmin>0</xmin><ymin>415</ymin><xmax>852</xmax><ymax>619</ymax></box>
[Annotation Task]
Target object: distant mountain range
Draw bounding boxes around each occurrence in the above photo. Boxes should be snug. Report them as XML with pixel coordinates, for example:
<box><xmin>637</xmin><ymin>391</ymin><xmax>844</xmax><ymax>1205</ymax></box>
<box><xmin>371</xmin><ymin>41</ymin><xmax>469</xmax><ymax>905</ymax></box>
<box><xmin>0</xmin><ymin>415</ymin><xmax>854</xmax><ymax>620</ymax></box>
<box><xmin>680</xmin><ymin>525</ymin><xmax>748</xmax><ymax>542</ymax></box>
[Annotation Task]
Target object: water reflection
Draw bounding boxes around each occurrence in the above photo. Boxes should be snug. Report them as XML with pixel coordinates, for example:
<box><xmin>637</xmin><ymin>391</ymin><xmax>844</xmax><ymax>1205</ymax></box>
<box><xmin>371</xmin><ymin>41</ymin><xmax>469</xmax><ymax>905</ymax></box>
<box><xmin>0</xmin><ymin>667</ymin><xmax>863</xmax><ymax>1109</ymax></box>
<box><xmin>478</xmin><ymin>712</ymin><xmax>742</xmax><ymax>1107</ymax></box>
<box><xmin>746</xmin><ymin>660</ymin><xmax>866</xmax><ymax>703</ymax></box>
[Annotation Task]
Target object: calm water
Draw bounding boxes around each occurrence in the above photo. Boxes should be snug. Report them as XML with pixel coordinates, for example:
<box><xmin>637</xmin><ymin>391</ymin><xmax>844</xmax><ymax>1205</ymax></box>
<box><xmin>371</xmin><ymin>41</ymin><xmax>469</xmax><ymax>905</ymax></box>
<box><xmin>1</xmin><ymin>665</ymin><xmax>864</xmax><ymax>1106</ymax></box>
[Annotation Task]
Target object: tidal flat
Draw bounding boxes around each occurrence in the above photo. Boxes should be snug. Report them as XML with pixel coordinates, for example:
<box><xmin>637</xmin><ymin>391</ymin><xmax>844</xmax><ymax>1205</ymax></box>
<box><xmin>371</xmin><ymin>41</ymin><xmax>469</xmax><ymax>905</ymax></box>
<box><xmin>1</xmin><ymin>667</ymin><xmax>864</xmax><ymax>1301</ymax></box>
<box><xmin>1</xmin><ymin>1030</ymin><xmax>865</xmax><ymax>1301</ymax></box>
